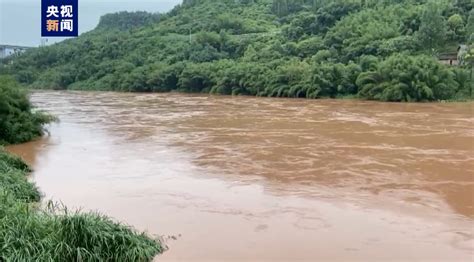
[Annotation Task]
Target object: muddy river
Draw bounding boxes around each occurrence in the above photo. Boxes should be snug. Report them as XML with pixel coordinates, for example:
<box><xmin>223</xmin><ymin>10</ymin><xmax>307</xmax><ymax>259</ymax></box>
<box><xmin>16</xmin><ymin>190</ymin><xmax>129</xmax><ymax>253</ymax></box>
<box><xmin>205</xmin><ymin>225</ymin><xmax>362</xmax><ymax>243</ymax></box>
<box><xmin>7</xmin><ymin>91</ymin><xmax>474</xmax><ymax>261</ymax></box>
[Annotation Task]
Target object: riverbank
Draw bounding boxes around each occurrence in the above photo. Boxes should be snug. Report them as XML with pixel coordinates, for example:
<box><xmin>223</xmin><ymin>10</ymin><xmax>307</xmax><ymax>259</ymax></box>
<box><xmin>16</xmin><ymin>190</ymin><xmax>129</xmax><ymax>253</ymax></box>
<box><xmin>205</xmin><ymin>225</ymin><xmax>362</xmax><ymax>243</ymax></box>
<box><xmin>0</xmin><ymin>76</ymin><xmax>163</xmax><ymax>260</ymax></box>
<box><xmin>0</xmin><ymin>148</ymin><xmax>163</xmax><ymax>260</ymax></box>
<box><xmin>36</xmin><ymin>87</ymin><xmax>474</xmax><ymax>104</ymax></box>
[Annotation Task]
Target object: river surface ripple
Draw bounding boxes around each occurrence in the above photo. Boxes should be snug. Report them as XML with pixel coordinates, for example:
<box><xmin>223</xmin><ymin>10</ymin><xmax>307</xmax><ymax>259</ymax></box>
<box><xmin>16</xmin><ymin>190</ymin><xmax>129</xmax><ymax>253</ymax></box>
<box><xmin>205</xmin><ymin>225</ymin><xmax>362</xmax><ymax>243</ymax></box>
<box><xmin>7</xmin><ymin>91</ymin><xmax>474</xmax><ymax>261</ymax></box>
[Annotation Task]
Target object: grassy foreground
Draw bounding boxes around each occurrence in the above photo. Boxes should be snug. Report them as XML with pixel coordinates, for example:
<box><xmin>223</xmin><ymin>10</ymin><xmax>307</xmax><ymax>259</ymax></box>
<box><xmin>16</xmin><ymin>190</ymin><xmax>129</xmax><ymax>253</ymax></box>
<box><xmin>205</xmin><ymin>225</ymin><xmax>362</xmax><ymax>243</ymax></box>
<box><xmin>0</xmin><ymin>148</ymin><xmax>163</xmax><ymax>261</ymax></box>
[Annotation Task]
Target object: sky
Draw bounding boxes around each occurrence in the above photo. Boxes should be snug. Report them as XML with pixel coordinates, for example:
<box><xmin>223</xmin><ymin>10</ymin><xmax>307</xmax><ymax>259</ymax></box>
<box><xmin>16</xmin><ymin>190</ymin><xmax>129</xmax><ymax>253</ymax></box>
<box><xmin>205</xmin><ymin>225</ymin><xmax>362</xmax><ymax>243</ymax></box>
<box><xmin>0</xmin><ymin>0</ymin><xmax>181</xmax><ymax>47</ymax></box>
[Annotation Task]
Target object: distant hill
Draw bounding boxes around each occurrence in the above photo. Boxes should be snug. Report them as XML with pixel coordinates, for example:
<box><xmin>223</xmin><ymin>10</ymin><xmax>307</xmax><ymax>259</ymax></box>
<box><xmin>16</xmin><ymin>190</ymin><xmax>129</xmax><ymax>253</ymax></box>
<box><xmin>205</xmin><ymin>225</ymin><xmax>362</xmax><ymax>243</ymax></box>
<box><xmin>1</xmin><ymin>0</ymin><xmax>472</xmax><ymax>101</ymax></box>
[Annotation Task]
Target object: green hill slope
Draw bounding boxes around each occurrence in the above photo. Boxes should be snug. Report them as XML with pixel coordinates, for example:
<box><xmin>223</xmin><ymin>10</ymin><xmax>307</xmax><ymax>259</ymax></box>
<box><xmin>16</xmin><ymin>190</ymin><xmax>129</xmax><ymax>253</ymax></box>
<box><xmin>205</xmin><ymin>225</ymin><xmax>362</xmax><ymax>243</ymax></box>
<box><xmin>1</xmin><ymin>0</ymin><xmax>473</xmax><ymax>101</ymax></box>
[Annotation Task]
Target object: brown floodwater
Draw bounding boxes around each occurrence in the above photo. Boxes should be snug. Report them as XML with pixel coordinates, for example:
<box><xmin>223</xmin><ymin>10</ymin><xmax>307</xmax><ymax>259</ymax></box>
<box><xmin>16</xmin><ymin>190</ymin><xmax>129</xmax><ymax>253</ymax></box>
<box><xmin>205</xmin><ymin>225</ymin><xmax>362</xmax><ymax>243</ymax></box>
<box><xmin>7</xmin><ymin>91</ymin><xmax>474</xmax><ymax>261</ymax></box>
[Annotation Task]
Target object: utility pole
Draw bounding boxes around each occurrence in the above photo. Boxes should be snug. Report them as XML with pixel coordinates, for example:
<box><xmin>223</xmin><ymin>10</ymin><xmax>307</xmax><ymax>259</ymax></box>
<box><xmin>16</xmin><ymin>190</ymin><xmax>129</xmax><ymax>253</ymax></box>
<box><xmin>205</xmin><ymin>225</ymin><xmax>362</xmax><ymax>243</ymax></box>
<box><xmin>466</xmin><ymin>48</ymin><xmax>474</xmax><ymax>99</ymax></box>
<box><xmin>40</xmin><ymin>38</ymin><xmax>48</xmax><ymax>47</ymax></box>
<box><xmin>467</xmin><ymin>57</ymin><xmax>473</xmax><ymax>99</ymax></box>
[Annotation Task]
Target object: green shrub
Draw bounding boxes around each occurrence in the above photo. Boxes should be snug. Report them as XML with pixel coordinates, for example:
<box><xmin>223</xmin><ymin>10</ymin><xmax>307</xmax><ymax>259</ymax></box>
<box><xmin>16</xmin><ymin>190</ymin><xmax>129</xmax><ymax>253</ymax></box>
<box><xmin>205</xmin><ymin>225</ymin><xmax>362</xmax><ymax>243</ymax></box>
<box><xmin>0</xmin><ymin>76</ymin><xmax>54</xmax><ymax>145</ymax></box>
<box><xmin>357</xmin><ymin>54</ymin><xmax>460</xmax><ymax>102</ymax></box>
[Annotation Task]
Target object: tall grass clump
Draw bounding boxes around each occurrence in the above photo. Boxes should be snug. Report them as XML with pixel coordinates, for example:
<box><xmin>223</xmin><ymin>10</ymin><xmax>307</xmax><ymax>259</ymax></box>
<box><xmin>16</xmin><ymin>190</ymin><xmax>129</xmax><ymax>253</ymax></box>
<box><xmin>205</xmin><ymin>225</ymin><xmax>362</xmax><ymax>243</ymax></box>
<box><xmin>0</xmin><ymin>149</ymin><xmax>163</xmax><ymax>261</ymax></box>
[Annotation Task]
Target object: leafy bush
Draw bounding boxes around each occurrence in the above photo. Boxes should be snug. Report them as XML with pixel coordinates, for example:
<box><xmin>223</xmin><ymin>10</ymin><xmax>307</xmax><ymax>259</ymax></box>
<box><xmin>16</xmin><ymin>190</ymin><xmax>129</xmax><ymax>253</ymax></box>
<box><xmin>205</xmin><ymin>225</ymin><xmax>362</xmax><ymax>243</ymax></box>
<box><xmin>357</xmin><ymin>54</ymin><xmax>462</xmax><ymax>102</ymax></box>
<box><xmin>0</xmin><ymin>76</ymin><xmax>54</xmax><ymax>145</ymax></box>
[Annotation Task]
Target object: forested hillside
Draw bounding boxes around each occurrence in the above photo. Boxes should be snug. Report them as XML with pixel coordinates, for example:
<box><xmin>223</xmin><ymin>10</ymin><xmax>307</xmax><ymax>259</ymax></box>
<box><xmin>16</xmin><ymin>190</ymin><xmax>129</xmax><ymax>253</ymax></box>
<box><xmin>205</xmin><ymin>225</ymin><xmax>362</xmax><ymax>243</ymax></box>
<box><xmin>1</xmin><ymin>0</ymin><xmax>473</xmax><ymax>101</ymax></box>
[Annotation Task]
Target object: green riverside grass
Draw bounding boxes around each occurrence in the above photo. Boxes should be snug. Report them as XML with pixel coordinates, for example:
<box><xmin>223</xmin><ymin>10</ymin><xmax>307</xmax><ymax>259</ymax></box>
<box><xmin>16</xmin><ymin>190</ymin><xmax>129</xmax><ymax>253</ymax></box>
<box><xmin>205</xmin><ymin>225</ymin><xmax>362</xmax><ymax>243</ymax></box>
<box><xmin>0</xmin><ymin>148</ymin><xmax>163</xmax><ymax>261</ymax></box>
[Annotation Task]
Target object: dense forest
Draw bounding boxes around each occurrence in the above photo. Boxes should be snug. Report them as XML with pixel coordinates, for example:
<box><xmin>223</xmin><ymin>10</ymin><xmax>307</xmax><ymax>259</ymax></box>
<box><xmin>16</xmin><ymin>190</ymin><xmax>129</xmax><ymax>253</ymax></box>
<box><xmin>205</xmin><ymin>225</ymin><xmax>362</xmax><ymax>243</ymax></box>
<box><xmin>1</xmin><ymin>0</ymin><xmax>473</xmax><ymax>101</ymax></box>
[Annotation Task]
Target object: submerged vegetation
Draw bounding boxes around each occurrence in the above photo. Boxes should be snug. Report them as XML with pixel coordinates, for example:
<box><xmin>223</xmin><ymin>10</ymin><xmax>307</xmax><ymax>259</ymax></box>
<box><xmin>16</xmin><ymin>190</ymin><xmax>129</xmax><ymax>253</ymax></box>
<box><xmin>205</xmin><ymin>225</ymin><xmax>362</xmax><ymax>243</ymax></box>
<box><xmin>1</xmin><ymin>0</ymin><xmax>473</xmax><ymax>101</ymax></box>
<box><xmin>0</xmin><ymin>78</ymin><xmax>163</xmax><ymax>261</ymax></box>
